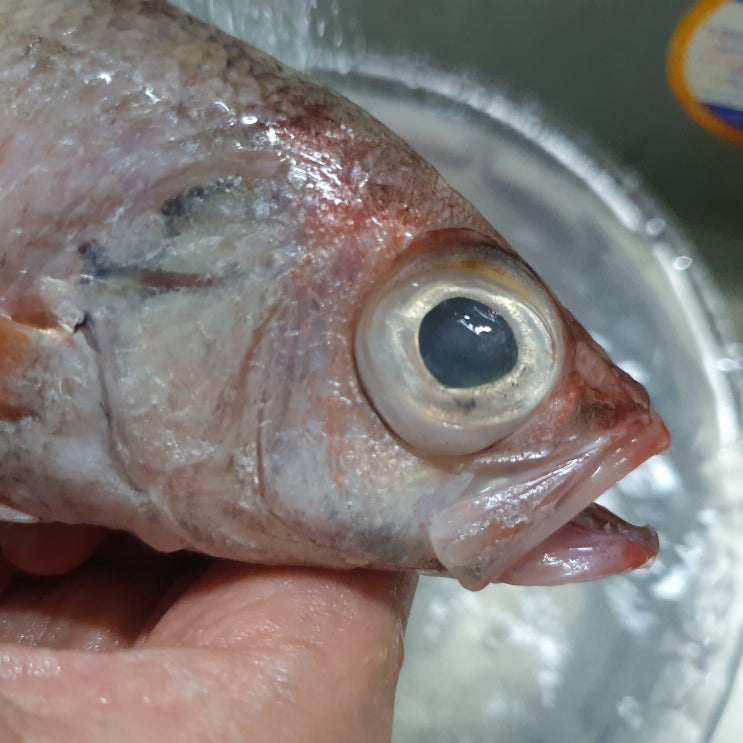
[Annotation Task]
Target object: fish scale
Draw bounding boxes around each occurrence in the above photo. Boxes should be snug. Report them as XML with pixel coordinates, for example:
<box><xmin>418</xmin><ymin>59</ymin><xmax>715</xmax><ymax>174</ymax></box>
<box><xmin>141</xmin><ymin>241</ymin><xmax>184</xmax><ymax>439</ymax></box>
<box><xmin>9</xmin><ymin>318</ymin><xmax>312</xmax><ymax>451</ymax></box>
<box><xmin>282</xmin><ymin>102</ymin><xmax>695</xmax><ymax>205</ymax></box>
<box><xmin>0</xmin><ymin>0</ymin><xmax>669</xmax><ymax>589</ymax></box>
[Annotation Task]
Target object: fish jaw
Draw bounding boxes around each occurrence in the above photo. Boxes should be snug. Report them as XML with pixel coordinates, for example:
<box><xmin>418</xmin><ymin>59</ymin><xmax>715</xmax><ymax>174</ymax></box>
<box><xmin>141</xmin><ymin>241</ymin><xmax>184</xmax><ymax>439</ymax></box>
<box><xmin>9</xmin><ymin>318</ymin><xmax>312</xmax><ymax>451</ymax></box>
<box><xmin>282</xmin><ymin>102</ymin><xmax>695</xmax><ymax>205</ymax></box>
<box><xmin>498</xmin><ymin>503</ymin><xmax>660</xmax><ymax>586</ymax></box>
<box><xmin>426</xmin><ymin>409</ymin><xmax>668</xmax><ymax>590</ymax></box>
<box><xmin>423</xmin><ymin>314</ymin><xmax>671</xmax><ymax>590</ymax></box>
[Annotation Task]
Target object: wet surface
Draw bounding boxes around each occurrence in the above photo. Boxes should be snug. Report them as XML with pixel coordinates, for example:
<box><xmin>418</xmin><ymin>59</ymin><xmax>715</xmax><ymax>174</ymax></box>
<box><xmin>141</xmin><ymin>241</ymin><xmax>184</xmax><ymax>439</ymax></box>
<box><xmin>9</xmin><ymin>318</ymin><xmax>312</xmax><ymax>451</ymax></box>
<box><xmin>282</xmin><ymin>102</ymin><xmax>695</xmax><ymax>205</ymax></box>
<box><xmin>173</xmin><ymin>3</ymin><xmax>743</xmax><ymax>739</ymax></box>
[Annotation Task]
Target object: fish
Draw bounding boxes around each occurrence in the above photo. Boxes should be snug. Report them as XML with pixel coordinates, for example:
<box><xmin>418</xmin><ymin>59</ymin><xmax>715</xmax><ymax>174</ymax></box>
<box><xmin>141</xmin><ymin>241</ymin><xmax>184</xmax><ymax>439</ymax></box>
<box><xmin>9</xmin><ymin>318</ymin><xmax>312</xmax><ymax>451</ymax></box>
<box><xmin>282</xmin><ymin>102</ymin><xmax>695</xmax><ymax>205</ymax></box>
<box><xmin>0</xmin><ymin>0</ymin><xmax>670</xmax><ymax>590</ymax></box>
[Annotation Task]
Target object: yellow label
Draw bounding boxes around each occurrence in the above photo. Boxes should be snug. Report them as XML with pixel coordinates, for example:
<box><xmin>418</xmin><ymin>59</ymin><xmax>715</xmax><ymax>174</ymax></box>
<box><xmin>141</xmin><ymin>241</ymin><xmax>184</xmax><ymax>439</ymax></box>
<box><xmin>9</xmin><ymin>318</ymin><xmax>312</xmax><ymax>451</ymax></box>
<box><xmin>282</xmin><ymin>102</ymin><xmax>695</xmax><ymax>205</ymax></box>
<box><xmin>668</xmin><ymin>0</ymin><xmax>743</xmax><ymax>144</ymax></box>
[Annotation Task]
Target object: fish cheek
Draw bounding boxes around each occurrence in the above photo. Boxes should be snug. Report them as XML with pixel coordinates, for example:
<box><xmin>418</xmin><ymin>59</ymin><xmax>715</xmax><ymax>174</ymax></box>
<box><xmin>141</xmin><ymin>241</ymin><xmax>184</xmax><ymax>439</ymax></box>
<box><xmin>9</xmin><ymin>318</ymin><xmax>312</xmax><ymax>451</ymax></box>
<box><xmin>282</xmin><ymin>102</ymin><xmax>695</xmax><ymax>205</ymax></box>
<box><xmin>84</xmin><ymin>287</ymin><xmax>253</xmax><ymax>490</ymax></box>
<box><xmin>73</xmin><ymin>183</ymin><xmax>299</xmax><ymax>497</ymax></box>
<box><xmin>244</xmin><ymin>291</ymin><xmax>426</xmax><ymax>566</ymax></box>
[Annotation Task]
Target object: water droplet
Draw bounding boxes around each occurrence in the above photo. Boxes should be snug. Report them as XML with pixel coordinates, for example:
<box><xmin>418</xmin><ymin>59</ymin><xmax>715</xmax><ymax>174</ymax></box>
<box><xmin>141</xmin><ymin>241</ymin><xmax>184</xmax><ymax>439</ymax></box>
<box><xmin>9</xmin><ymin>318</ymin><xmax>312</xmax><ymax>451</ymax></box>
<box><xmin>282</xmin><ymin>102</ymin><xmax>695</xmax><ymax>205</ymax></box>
<box><xmin>645</xmin><ymin>217</ymin><xmax>666</xmax><ymax>237</ymax></box>
<box><xmin>673</xmin><ymin>255</ymin><xmax>693</xmax><ymax>271</ymax></box>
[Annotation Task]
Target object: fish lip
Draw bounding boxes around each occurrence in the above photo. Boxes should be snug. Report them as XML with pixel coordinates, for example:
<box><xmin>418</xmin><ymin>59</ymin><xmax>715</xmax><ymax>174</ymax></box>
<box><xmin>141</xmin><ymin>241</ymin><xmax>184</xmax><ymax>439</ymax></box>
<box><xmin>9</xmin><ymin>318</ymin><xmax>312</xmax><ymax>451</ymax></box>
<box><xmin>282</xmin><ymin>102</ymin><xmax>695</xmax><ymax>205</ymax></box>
<box><xmin>426</xmin><ymin>408</ymin><xmax>670</xmax><ymax>590</ymax></box>
<box><xmin>495</xmin><ymin>418</ymin><xmax>669</xmax><ymax>585</ymax></box>
<box><xmin>489</xmin><ymin>408</ymin><xmax>670</xmax><ymax>580</ymax></box>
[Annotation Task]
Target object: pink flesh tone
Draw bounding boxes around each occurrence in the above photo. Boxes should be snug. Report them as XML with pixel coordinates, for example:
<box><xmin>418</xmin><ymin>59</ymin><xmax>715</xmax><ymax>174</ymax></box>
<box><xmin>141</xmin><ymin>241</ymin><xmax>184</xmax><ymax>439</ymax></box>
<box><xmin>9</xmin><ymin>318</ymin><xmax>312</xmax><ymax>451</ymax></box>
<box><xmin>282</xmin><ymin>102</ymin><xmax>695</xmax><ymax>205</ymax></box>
<box><xmin>427</xmin><ymin>408</ymin><xmax>669</xmax><ymax>590</ymax></box>
<box><xmin>499</xmin><ymin>504</ymin><xmax>659</xmax><ymax>586</ymax></box>
<box><xmin>497</xmin><ymin>410</ymin><xmax>668</xmax><ymax>587</ymax></box>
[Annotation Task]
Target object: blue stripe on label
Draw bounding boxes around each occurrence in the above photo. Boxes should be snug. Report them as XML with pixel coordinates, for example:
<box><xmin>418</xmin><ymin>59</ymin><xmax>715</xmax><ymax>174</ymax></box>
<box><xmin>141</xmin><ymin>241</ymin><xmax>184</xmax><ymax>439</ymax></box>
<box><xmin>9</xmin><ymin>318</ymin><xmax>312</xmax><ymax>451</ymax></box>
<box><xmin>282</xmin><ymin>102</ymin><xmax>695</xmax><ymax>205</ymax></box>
<box><xmin>702</xmin><ymin>102</ymin><xmax>743</xmax><ymax>129</ymax></box>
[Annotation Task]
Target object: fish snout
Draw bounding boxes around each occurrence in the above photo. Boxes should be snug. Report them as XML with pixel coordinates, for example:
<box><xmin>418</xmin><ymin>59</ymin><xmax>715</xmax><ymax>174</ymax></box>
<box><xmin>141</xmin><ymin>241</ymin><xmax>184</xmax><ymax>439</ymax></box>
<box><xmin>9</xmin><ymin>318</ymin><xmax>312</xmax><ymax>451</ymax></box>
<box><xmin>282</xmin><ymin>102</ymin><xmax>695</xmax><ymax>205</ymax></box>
<box><xmin>423</xmin><ymin>325</ymin><xmax>670</xmax><ymax>590</ymax></box>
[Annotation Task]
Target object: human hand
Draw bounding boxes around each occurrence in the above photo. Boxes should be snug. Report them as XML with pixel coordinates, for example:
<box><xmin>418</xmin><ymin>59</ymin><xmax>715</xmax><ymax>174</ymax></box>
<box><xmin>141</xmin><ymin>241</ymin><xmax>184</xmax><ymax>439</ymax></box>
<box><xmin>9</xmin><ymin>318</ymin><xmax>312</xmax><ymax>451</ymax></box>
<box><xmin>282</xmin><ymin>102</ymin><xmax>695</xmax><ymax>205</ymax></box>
<box><xmin>0</xmin><ymin>524</ymin><xmax>417</xmax><ymax>742</ymax></box>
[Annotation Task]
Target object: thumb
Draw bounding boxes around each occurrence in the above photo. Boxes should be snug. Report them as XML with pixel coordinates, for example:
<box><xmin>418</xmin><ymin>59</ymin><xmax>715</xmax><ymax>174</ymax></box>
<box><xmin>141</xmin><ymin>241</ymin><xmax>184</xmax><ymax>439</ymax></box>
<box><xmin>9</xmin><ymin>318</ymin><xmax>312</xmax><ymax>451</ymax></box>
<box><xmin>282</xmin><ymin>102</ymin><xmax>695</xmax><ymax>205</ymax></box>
<box><xmin>0</xmin><ymin>565</ymin><xmax>417</xmax><ymax>743</ymax></box>
<box><xmin>145</xmin><ymin>563</ymin><xmax>419</xmax><ymax>743</ymax></box>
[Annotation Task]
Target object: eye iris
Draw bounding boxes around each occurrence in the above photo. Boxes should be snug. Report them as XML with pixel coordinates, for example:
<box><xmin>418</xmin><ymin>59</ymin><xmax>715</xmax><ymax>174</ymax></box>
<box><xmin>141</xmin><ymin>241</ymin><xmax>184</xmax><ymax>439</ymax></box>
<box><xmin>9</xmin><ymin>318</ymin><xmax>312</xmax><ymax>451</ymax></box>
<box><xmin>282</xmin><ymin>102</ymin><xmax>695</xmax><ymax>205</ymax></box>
<box><xmin>418</xmin><ymin>297</ymin><xmax>518</xmax><ymax>389</ymax></box>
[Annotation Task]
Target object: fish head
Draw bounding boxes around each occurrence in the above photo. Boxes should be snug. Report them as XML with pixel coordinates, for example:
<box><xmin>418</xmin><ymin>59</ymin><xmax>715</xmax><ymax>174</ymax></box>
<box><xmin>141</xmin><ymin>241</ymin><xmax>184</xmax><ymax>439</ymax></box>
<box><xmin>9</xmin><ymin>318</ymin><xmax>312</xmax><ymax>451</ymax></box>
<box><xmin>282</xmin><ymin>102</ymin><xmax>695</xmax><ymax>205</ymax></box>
<box><xmin>235</xmin><ymin>87</ymin><xmax>669</xmax><ymax>589</ymax></box>
<box><xmin>347</xmin><ymin>227</ymin><xmax>670</xmax><ymax>589</ymax></box>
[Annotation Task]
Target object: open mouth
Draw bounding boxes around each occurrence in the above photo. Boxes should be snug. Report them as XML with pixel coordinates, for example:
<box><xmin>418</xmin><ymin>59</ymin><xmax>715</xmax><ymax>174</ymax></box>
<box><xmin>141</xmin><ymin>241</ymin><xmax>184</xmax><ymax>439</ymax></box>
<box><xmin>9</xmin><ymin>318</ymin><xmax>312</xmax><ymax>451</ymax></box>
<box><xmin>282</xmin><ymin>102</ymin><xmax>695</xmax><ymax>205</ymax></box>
<box><xmin>427</xmin><ymin>408</ymin><xmax>671</xmax><ymax>590</ymax></box>
<box><xmin>498</xmin><ymin>502</ymin><xmax>660</xmax><ymax>586</ymax></box>
<box><xmin>498</xmin><ymin>408</ymin><xmax>669</xmax><ymax>586</ymax></box>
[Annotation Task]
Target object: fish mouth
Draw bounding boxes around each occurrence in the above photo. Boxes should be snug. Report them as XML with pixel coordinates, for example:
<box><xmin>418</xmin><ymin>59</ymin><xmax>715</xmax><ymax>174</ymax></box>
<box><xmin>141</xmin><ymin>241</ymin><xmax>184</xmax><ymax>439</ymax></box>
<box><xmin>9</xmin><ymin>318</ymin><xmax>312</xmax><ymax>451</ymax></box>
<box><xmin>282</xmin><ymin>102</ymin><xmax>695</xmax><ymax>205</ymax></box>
<box><xmin>426</xmin><ymin>408</ymin><xmax>670</xmax><ymax>590</ymax></box>
<box><xmin>498</xmin><ymin>501</ymin><xmax>659</xmax><ymax>586</ymax></box>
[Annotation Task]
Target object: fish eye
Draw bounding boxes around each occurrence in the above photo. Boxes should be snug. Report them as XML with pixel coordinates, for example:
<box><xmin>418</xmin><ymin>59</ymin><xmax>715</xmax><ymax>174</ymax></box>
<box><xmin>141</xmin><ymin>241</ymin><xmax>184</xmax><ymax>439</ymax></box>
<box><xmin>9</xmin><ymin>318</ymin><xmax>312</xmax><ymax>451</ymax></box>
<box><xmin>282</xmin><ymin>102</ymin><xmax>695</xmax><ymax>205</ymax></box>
<box><xmin>418</xmin><ymin>296</ymin><xmax>519</xmax><ymax>389</ymax></box>
<box><xmin>354</xmin><ymin>230</ymin><xmax>564</xmax><ymax>456</ymax></box>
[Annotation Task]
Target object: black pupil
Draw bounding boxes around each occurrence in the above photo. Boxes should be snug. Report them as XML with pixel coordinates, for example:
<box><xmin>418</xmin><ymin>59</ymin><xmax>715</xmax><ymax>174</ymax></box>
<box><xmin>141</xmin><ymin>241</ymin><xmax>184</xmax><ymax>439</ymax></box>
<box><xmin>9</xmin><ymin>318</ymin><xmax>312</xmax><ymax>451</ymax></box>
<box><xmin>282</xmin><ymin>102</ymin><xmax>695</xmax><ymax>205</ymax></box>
<box><xmin>418</xmin><ymin>297</ymin><xmax>518</xmax><ymax>389</ymax></box>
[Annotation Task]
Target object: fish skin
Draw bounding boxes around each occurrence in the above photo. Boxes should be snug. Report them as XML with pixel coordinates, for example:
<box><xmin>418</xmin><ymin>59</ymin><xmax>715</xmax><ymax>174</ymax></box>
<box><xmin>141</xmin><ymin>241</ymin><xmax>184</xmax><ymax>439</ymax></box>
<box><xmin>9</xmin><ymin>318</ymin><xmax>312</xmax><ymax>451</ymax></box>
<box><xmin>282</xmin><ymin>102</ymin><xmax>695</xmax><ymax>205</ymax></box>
<box><xmin>0</xmin><ymin>0</ymin><xmax>669</xmax><ymax>588</ymax></box>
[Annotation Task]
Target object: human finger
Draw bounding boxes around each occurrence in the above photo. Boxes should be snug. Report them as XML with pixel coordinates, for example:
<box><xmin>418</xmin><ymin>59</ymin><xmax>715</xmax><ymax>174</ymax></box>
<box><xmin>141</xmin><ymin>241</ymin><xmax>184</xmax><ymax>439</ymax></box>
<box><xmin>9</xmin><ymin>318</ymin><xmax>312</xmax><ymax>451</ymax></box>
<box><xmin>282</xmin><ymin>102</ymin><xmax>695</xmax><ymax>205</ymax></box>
<box><xmin>0</xmin><ymin>566</ymin><xmax>417</xmax><ymax>742</ymax></box>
